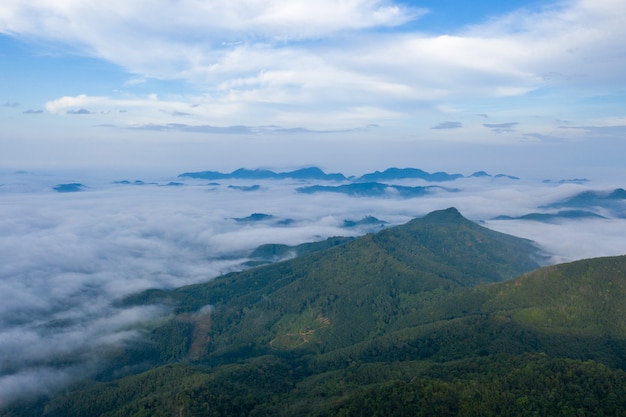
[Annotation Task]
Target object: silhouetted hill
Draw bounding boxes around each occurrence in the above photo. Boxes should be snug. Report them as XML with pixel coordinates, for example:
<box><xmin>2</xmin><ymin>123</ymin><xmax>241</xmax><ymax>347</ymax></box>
<box><xmin>232</xmin><ymin>213</ymin><xmax>274</xmax><ymax>223</ymax></box>
<box><xmin>357</xmin><ymin>167</ymin><xmax>463</xmax><ymax>182</ymax></box>
<box><xmin>469</xmin><ymin>171</ymin><xmax>519</xmax><ymax>180</ymax></box>
<box><xmin>178</xmin><ymin>167</ymin><xmax>347</xmax><ymax>181</ymax></box>
<box><xmin>542</xmin><ymin>178</ymin><xmax>589</xmax><ymax>184</ymax></box>
<box><xmin>296</xmin><ymin>182</ymin><xmax>455</xmax><ymax>197</ymax></box>
<box><xmin>53</xmin><ymin>183</ymin><xmax>85</xmax><ymax>192</ymax></box>
<box><xmin>494</xmin><ymin>173</ymin><xmax>520</xmax><ymax>180</ymax></box>
<box><xmin>543</xmin><ymin>188</ymin><xmax>626</xmax><ymax>218</ymax></box>
<box><xmin>493</xmin><ymin>210</ymin><xmax>606</xmax><ymax>222</ymax></box>
<box><xmin>342</xmin><ymin>215</ymin><xmax>388</xmax><ymax>229</ymax></box>
<box><xmin>547</xmin><ymin>188</ymin><xmax>626</xmax><ymax>206</ymax></box>
<box><xmin>227</xmin><ymin>184</ymin><xmax>261</xmax><ymax>191</ymax></box>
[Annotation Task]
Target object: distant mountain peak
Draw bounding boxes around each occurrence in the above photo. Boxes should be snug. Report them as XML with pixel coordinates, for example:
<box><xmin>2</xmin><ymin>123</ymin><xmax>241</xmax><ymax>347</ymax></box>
<box><xmin>470</xmin><ymin>171</ymin><xmax>491</xmax><ymax>177</ymax></box>
<box><xmin>608</xmin><ymin>188</ymin><xmax>626</xmax><ymax>199</ymax></box>
<box><xmin>420</xmin><ymin>207</ymin><xmax>464</xmax><ymax>223</ymax></box>
<box><xmin>357</xmin><ymin>167</ymin><xmax>463</xmax><ymax>182</ymax></box>
<box><xmin>53</xmin><ymin>183</ymin><xmax>86</xmax><ymax>192</ymax></box>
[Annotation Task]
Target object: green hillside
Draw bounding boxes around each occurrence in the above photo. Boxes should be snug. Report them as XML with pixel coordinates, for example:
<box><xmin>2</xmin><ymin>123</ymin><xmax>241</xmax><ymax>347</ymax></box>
<box><xmin>482</xmin><ymin>255</ymin><xmax>626</xmax><ymax>336</ymax></box>
<box><xmin>146</xmin><ymin>207</ymin><xmax>543</xmax><ymax>361</ymax></box>
<box><xmin>5</xmin><ymin>209</ymin><xmax>626</xmax><ymax>416</ymax></box>
<box><xmin>245</xmin><ymin>236</ymin><xmax>356</xmax><ymax>266</ymax></box>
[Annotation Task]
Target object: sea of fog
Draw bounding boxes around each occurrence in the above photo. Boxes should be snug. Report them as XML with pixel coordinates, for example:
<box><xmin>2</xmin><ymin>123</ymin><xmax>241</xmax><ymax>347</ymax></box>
<box><xmin>1</xmin><ymin>169</ymin><xmax>626</xmax><ymax>405</ymax></box>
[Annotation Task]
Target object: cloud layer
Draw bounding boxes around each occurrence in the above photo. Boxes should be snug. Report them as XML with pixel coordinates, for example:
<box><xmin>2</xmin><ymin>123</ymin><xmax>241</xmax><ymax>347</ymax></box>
<box><xmin>2</xmin><ymin>0</ymin><xmax>626</xmax><ymax>134</ymax></box>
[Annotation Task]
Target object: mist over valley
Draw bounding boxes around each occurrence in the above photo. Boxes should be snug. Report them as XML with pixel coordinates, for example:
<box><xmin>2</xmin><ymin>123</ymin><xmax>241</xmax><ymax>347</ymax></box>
<box><xmin>1</xmin><ymin>166</ymin><xmax>626</xmax><ymax>406</ymax></box>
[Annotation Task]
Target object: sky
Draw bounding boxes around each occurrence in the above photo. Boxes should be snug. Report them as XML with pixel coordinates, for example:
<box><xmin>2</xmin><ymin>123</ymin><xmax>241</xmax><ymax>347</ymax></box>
<box><xmin>1</xmin><ymin>0</ymin><xmax>626</xmax><ymax>178</ymax></box>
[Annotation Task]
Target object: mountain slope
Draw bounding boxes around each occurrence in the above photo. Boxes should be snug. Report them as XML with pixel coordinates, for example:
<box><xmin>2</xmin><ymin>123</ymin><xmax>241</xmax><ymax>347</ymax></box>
<box><xmin>310</xmin><ymin>254</ymin><xmax>626</xmax><ymax>369</ymax></box>
<box><xmin>152</xmin><ymin>208</ymin><xmax>541</xmax><ymax>361</ymax></box>
<box><xmin>480</xmin><ymin>255</ymin><xmax>626</xmax><ymax>337</ymax></box>
<box><xmin>12</xmin><ymin>255</ymin><xmax>626</xmax><ymax>417</ymax></box>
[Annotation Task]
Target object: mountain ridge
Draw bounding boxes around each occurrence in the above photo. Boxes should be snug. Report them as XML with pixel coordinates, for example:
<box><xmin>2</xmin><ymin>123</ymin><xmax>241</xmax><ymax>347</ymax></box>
<box><xmin>177</xmin><ymin>167</ymin><xmax>520</xmax><ymax>182</ymax></box>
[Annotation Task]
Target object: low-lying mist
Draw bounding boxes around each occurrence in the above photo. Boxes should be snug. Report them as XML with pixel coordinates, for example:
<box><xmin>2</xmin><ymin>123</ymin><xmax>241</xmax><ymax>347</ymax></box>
<box><xmin>1</xmin><ymin>170</ymin><xmax>625</xmax><ymax>404</ymax></box>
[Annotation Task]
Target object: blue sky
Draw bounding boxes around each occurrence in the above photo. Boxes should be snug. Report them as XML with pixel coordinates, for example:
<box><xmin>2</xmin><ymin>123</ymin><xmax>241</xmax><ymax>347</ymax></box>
<box><xmin>1</xmin><ymin>0</ymin><xmax>625</xmax><ymax>178</ymax></box>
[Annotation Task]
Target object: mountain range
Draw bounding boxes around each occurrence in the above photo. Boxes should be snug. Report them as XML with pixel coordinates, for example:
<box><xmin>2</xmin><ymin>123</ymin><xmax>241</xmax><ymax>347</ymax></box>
<box><xmin>178</xmin><ymin>167</ymin><xmax>519</xmax><ymax>182</ymax></box>
<box><xmin>178</xmin><ymin>167</ymin><xmax>348</xmax><ymax>181</ymax></box>
<box><xmin>492</xmin><ymin>188</ymin><xmax>626</xmax><ymax>221</ymax></box>
<box><xmin>4</xmin><ymin>208</ymin><xmax>626</xmax><ymax>416</ymax></box>
<box><xmin>492</xmin><ymin>210</ymin><xmax>607</xmax><ymax>223</ymax></box>
<box><xmin>542</xmin><ymin>188</ymin><xmax>626</xmax><ymax>218</ymax></box>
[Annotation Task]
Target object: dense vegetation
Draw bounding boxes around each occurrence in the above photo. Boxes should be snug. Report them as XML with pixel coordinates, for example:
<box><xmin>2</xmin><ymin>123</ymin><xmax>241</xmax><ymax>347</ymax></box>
<box><xmin>4</xmin><ymin>208</ymin><xmax>626</xmax><ymax>416</ymax></box>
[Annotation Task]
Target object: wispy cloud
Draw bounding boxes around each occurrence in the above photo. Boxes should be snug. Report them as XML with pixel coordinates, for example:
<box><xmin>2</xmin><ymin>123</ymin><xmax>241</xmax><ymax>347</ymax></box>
<box><xmin>66</xmin><ymin>108</ymin><xmax>93</xmax><ymax>115</ymax></box>
<box><xmin>44</xmin><ymin>93</ymin><xmax>402</xmax><ymax>131</ymax></box>
<box><xmin>560</xmin><ymin>124</ymin><xmax>626</xmax><ymax>137</ymax></box>
<box><xmin>431</xmin><ymin>121</ymin><xmax>463</xmax><ymax>129</ymax></box>
<box><xmin>127</xmin><ymin>123</ymin><xmax>359</xmax><ymax>134</ymax></box>
<box><xmin>0</xmin><ymin>1</ymin><xmax>423</xmax><ymax>45</ymax></box>
<box><xmin>169</xmin><ymin>111</ymin><xmax>192</xmax><ymax>117</ymax></box>
<box><xmin>483</xmin><ymin>122</ymin><xmax>519</xmax><ymax>133</ymax></box>
<box><xmin>522</xmin><ymin>132</ymin><xmax>564</xmax><ymax>143</ymax></box>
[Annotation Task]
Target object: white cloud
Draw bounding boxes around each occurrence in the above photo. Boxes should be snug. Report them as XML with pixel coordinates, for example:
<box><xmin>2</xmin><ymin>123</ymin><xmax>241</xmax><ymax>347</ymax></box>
<box><xmin>464</xmin><ymin>0</ymin><xmax>626</xmax><ymax>86</ymax></box>
<box><xmin>0</xmin><ymin>0</ymin><xmax>420</xmax><ymax>40</ymax></box>
<box><xmin>4</xmin><ymin>0</ymin><xmax>626</xmax><ymax>132</ymax></box>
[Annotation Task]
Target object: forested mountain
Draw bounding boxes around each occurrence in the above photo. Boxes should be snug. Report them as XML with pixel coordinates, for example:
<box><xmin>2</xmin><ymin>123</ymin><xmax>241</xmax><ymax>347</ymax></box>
<box><xmin>149</xmin><ymin>207</ymin><xmax>542</xmax><ymax>360</ymax></box>
<box><xmin>4</xmin><ymin>209</ymin><xmax>626</xmax><ymax>416</ymax></box>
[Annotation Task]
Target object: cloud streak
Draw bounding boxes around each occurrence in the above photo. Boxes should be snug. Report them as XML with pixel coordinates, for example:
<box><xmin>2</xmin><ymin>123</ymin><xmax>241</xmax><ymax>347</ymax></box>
<box><xmin>431</xmin><ymin>121</ymin><xmax>463</xmax><ymax>129</ymax></box>
<box><xmin>127</xmin><ymin>123</ymin><xmax>359</xmax><ymax>135</ymax></box>
<box><xmin>483</xmin><ymin>122</ymin><xmax>519</xmax><ymax>133</ymax></box>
